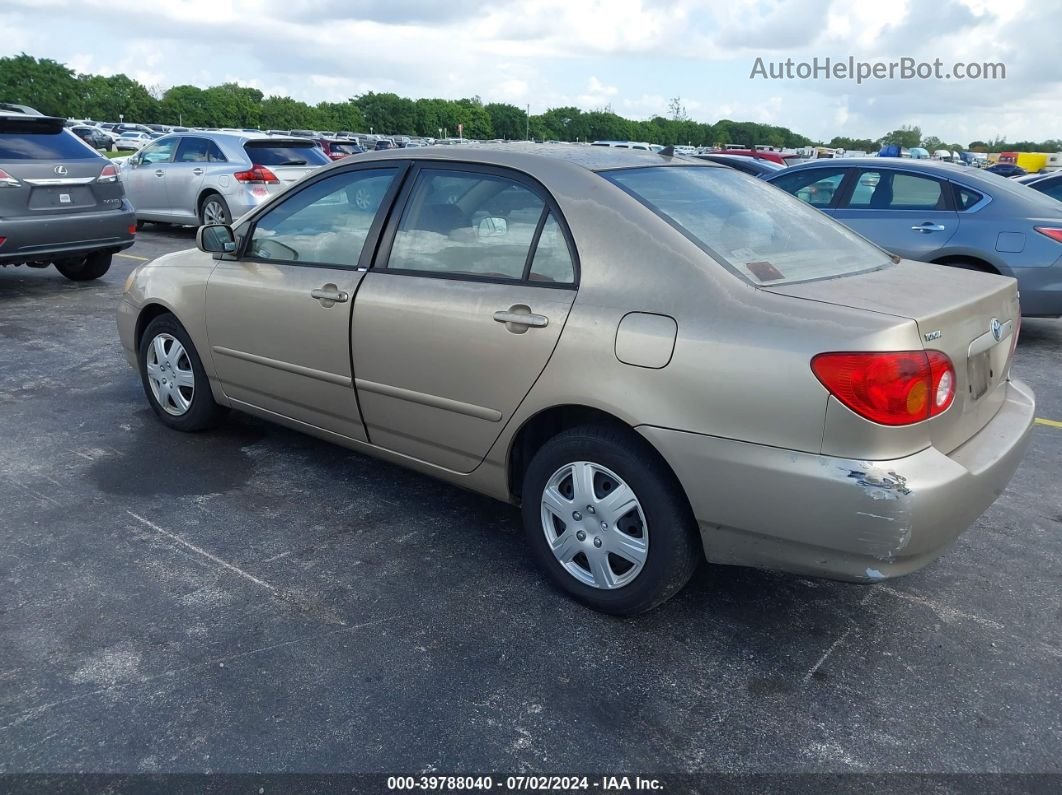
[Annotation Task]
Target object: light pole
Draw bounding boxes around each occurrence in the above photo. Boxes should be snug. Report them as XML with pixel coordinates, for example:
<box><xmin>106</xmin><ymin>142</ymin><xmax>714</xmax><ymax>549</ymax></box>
<box><xmin>526</xmin><ymin>104</ymin><xmax>530</xmax><ymax>141</ymax></box>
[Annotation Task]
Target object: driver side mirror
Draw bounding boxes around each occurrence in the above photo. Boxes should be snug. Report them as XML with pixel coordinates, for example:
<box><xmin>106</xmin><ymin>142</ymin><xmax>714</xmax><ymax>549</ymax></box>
<box><xmin>197</xmin><ymin>224</ymin><xmax>236</xmax><ymax>254</ymax></box>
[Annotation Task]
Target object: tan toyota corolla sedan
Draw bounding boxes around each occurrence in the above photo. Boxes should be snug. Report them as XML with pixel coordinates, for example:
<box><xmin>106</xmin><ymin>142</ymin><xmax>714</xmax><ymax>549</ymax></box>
<box><xmin>117</xmin><ymin>145</ymin><xmax>1035</xmax><ymax>614</ymax></box>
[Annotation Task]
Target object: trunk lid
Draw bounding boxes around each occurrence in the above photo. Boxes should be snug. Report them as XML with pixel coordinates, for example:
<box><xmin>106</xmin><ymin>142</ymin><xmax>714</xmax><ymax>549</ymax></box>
<box><xmin>1</xmin><ymin>115</ymin><xmax>117</xmax><ymax>217</ymax></box>
<box><xmin>766</xmin><ymin>260</ymin><xmax>1020</xmax><ymax>454</ymax></box>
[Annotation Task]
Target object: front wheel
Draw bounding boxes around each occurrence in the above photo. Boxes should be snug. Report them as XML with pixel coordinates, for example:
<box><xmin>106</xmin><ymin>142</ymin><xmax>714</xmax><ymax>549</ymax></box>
<box><xmin>521</xmin><ymin>425</ymin><xmax>701</xmax><ymax>615</ymax></box>
<box><xmin>138</xmin><ymin>314</ymin><xmax>226</xmax><ymax>432</ymax></box>
<box><xmin>54</xmin><ymin>252</ymin><xmax>112</xmax><ymax>281</ymax></box>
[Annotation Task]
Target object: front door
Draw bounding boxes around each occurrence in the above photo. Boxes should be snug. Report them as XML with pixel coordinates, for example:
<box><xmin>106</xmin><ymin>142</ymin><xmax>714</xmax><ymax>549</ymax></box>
<box><xmin>352</xmin><ymin>165</ymin><xmax>578</xmax><ymax>472</ymax></box>
<box><xmin>205</xmin><ymin>165</ymin><xmax>405</xmax><ymax>441</ymax></box>
<box><xmin>124</xmin><ymin>137</ymin><xmax>178</xmax><ymax>215</ymax></box>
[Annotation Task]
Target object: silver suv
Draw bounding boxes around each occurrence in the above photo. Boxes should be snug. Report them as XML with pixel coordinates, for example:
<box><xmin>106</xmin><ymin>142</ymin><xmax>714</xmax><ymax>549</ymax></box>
<box><xmin>0</xmin><ymin>104</ymin><xmax>135</xmax><ymax>281</ymax></box>
<box><xmin>119</xmin><ymin>132</ymin><xmax>330</xmax><ymax>226</ymax></box>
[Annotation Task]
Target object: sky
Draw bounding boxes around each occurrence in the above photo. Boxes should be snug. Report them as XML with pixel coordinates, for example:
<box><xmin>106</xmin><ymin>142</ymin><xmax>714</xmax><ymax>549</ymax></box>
<box><xmin>1</xmin><ymin>0</ymin><xmax>1059</xmax><ymax>144</ymax></box>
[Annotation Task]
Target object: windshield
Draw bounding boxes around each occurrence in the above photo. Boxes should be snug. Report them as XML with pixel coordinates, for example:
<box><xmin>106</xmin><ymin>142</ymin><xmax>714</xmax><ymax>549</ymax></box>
<box><xmin>604</xmin><ymin>165</ymin><xmax>891</xmax><ymax>285</ymax></box>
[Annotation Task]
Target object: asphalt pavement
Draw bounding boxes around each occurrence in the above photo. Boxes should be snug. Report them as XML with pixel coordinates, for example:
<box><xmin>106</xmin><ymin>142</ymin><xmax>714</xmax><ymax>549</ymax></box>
<box><xmin>0</xmin><ymin>225</ymin><xmax>1060</xmax><ymax>777</ymax></box>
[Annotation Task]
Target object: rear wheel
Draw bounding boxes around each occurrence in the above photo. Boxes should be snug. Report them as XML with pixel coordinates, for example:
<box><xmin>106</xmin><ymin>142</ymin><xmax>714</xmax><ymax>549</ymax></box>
<box><xmin>138</xmin><ymin>314</ymin><xmax>226</xmax><ymax>432</ymax></box>
<box><xmin>199</xmin><ymin>193</ymin><xmax>231</xmax><ymax>226</ymax></box>
<box><xmin>521</xmin><ymin>425</ymin><xmax>701</xmax><ymax>615</ymax></box>
<box><xmin>54</xmin><ymin>252</ymin><xmax>112</xmax><ymax>281</ymax></box>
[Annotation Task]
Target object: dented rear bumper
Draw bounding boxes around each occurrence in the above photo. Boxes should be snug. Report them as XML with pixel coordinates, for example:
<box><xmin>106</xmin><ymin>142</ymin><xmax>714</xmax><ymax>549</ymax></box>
<box><xmin>638</xmin><ymin>378</ymin><xmax>1035</xmax><ymax>582</ymax></box>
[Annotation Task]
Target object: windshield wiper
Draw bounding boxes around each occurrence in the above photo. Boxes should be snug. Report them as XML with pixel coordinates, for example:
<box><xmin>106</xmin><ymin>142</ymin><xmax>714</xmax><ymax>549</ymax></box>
<box><xmin>279</xmin><ymin>159</ymin><xmax>307</xmax><ymax>166</ymax></box>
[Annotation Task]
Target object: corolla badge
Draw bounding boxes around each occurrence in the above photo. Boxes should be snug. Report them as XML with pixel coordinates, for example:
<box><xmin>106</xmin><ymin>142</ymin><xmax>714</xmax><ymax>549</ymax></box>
<box><xmin>53</xmin><ymin>165</ymin><xmax>68</xmax><ymax>175</ymax></box>
<box><xmin>991</xmin><ymin>318</ymin><xmax>1003</xmax><ymax>342</ymax></box>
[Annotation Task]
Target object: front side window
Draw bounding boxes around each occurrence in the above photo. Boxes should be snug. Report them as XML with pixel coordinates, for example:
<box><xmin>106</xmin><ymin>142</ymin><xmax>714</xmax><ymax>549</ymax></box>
<box><xmin>248</xmin><ymin>168</ymin><xmax>397</xmax><ymax>268</ymax></box>
<box><xmin>607</xmin><ymin>166</ymin><xmax>890</xmax><ymax>285</ymax></box>
<box><xmin>846</xmin><ymin>171</ymin><xmax>947</xmax><ymax>210</ymax></box>
<box><xmin>387</xmin><ymin>170</ymin><xmax>548</xmax><ymax>280</ymax></box>
<box><xmin>138</xmin><ymin>138</ymin><xmax>177</xmax><ymax>165</ymax></box>
<box><xmin>769</xmin><ymin>167</ymin><xmax>847</xmax><ymax>208</ymax></box>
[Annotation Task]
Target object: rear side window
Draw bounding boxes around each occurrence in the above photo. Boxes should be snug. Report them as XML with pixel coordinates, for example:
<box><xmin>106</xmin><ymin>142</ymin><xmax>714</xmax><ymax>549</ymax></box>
<box><xmin>956</xmin><ymin>186</ymin><xmax>985</xmax><ymax>210</ymax></box>
<box><xmin>387</xmin><ymin>170</ymin><xmax>545</xmax><ymax>280</ymax></box>
<box><xmin>244</xmin><ymin>141</ymin><xmax>330</xmax><ymax>166</ymax></box>
<box><xmin>845</xmin><ymin>171</ymin><xmax>947</xmax><ymax>210</ymax></box>
<box><xmin>606</xmin><ymin>166</ymin><xmax>890</xmax><ymax>285</ymax></box>
<box><xmin>175</xmin><ymin>137</ymin><xmax>227</xmax><ymax>163</ymax></box>
<box><xmin>0</xmin><ymin>129</ymin><xmax>100</xmax><ymax>160</ymax></box>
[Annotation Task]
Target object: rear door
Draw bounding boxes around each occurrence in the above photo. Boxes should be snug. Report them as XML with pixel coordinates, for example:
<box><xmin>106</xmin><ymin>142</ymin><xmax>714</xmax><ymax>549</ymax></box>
<box><xmin>832</xmin><ymin>167</ymin><xmax>959</xmax><ymax>260</ymax></box>
<box><xmin>205</xmin><ymin>164</ymin><xmax>406</xmax><ymax>441</ymax></box>
<box><xmin>163</xmin><ymin>137</ymin><xmax>225</xmax><ymax>221</ymax></box>
<box><xmin>351</xmin><ymin>164</ymin><xmax>578</xmax><ymax>473</ymax></box>
<box><xmin>123</xmin><ymin>137</ymin><xmax>178</xmax><ymax>215</ymax></box>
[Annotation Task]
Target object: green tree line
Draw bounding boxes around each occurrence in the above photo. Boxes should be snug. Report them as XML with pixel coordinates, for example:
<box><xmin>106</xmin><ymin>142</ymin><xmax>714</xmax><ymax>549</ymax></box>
<box><xmin>0</xmin><ymin>53</ymin><xmax>814</xmax><ymax>146</ymax></box>
<box><xmin>6</xmin><ymin>54</ymin><xmax>1055</xmax><ymax>151</ymax></box>
<box><xmin>829</xmin><ymin>125</ymin><xmax>1062</xmax><ymax>154</ymax></box>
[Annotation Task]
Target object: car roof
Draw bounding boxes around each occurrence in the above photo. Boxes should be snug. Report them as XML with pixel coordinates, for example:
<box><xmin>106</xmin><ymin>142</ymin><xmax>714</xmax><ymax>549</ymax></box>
<box><xmin>348</xmin><ymin>142</ymin><xmax>720</xmax><ymax>173</ymax></box>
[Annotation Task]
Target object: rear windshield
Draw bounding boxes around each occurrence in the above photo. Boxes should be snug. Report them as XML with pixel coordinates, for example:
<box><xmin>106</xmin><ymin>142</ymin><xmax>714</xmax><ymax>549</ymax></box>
<box><xmin>604</xmin><ymin>166</ymin><xmax>890</xmax><ymax>285</ymax></box>
<box><xmin>0</xmin><ymin>128</ymin><xmax>99</xmax><ymax>160</ymax></box>
<box><xmin>329</xmin><ymin>142</ymin><xmax>362</xmax><ymax>154</ymax></box>
<box><xmin>243</xmin><ymin>141</ymin><xmax>330</xmax><ymax>167</ymax></box>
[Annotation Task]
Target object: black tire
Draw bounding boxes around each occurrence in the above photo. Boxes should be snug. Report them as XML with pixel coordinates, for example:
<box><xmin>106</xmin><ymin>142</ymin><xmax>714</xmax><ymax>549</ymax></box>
<box><xmin>199</xmin><ymin>193</ymin><xmax>231</xmax><ymax>226</ymax></box>
<box><xmin>521</xmin><ymin>424</ymin><xmax>701</xmax><ymax>615</ymax></box>
<box><xmin>54</xmin><ymin>252</ymin><xmax>112</xmax><ymax>281</ymax></box>
<box><xmin>138</xmin><ymin>314</ymin><xmax>227</xmax><ymax>432</ymax></box>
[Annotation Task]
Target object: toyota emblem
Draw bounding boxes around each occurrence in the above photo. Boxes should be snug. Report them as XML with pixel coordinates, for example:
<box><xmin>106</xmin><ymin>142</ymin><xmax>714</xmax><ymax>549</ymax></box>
<box><xmin>991</xmin><ymin>318</ymin><xmax>1003</xmax><ymax>342</ymax></box>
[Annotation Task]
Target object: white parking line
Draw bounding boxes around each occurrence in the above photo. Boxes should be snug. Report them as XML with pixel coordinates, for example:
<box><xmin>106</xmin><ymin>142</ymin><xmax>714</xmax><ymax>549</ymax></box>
<box><xmin>126</xmin><ymin>510</ymin><xmax>277</xmax><ymax>592</ymax></box>
<box><xmin>116</xmin><ymin>253</ymin><xmax>150</xmax><ymax>262</ymax></box>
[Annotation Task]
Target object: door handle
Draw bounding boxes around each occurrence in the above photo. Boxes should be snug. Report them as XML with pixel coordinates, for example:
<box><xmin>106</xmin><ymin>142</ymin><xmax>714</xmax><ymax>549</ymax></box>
<box><xmin>192</xmin><ymin>168</ymin><xmax>204</xmax><ymax>176</ymax></box>
<box><xmin>494</xmin><ymin>306</ymin><xmax>549</xmax><ymax>333</ymax></box>
<box><xmin>311</xmin><ymin>286</ymin><xmax>349</xmax><ymax>304</ymax></box>
<box><xmin>912</xmin><ymin>223</ymin><xmax>946</xmax><ymax>232</ymax></box>
<box><xmin>154</xmin><ymin>169</ymin><xmax>164</xmax><ymax>177</ymax></box>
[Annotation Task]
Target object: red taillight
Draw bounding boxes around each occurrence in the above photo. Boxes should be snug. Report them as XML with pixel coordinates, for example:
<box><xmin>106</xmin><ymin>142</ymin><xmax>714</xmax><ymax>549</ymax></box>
<box><xmin>0</xmin><ymin>236</ymin><xmax>6</xmax><ymax>247</ymax></box>
<box><xmin>811</xmin><ymin>351</ymin><xmax>956</xmax><ymax>426</ymax></box>
<box><xmin>233</xmin><ymin>164</ymin><xmax>279</xmax><ymax>183</ymax></box>
<box><xmin>1034</xmin><ymin>227</ymin><xmax>1062</xmax><ymax>244</ymax></box>
<box><xmin>129</xmin><ymin>225</ymin><xmax>137</xmax><ymax>235</ymax></box>
<box><xmin>97</xmin><ymin>163</ymin><xmax>119</xmax><ymax>183</ymax></box>
<box><xmin>0</xmin><ymin>167</ymin><xmax>19</xmax><ymax>187</ymax></box>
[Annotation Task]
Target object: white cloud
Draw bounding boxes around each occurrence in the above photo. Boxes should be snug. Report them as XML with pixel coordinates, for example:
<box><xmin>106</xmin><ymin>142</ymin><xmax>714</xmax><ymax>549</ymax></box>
<box><xmin>0</xmin><ymin>0</ymin><xmax>1058</xmax><ymax>143</ymax></box>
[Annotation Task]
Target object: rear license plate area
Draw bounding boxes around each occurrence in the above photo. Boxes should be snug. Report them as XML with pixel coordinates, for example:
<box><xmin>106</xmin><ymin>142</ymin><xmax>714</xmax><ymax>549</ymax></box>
<box><xmin>29</xmin><ymin>186</ymin><xmax>96</xmax><ymax>210</ymax></box>
<box><xmin>968</xmin><ymin>350</ymin><xmax>991</xmax><ymax>401</ymax></box>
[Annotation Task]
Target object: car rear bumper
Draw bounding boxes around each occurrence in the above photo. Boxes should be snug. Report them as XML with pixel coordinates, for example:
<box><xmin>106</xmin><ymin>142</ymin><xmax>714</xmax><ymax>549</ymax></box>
<box><xmin>1013</xmin><ymin>257</ymin><xmax>1062</xmax><ymax>317</ymax></box>
<box><xmin>638</xmin><ymin>378</ymin><xmax>1036</xmax><ymax>582</ymax></box>
<box><xmin>0</xmin><ymin>206</ymin><xmax>136</xmax><ymax>264</ymax></box>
